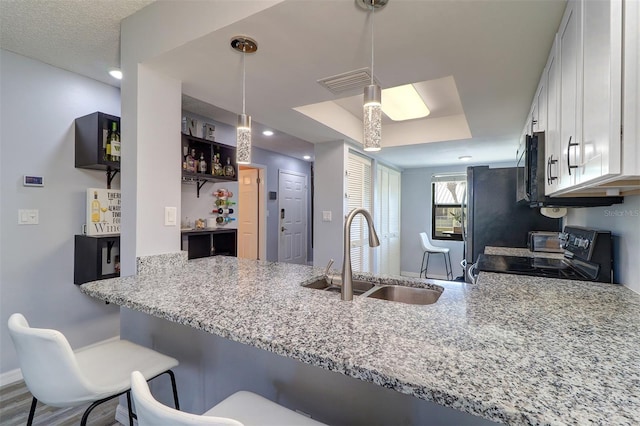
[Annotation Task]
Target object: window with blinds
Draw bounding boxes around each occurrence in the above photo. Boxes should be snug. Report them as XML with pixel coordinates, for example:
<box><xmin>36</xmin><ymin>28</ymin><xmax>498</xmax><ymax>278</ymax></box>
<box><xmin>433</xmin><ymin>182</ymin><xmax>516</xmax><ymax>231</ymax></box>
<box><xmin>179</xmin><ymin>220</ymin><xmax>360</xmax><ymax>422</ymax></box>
<box><xmin>432</xmin><ymin>173</ymin><xmax>466</xmax><ymax>241</ymax></box>
<box><xmin>346</xmin><ymin>152</ymin><xmax>373</xmax><ymax>273</ymax></box>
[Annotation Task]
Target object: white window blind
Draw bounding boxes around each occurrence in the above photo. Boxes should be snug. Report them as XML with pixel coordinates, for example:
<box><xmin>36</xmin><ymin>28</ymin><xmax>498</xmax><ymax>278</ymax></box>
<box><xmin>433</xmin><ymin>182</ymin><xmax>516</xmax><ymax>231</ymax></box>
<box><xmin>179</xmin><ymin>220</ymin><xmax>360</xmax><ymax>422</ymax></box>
<box><xmin>346</xmin><ymin>152</ymin><xmax>373</xmax><ymax>273</ymax></box>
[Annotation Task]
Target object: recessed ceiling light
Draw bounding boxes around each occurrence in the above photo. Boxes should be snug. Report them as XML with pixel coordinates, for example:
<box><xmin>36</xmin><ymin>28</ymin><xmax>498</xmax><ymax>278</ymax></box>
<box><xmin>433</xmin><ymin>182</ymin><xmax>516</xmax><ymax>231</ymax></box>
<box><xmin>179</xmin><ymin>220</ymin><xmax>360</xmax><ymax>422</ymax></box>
<box><xmin>303</xmin><ymin>155</ymin><xmax>311</xmax><ymax>160</ymax></box>
<box><xmin>458</xmin><ymin>155</ymin><xmax>472</xmax><ymax>161</ymax></box>
<box><xmin>108</xmin><ymin>68</ymin><xmax>123</xmax><ymax>80</ymax></box>
<box><xmin>381</xmin><ymin>84</ymin><xmax>430</xmax><ymax>121</ymax></box>
<box><xmin>262</xmin><ymin>130</ymin><xmax>274</xmax><ymax>136</ymax></box>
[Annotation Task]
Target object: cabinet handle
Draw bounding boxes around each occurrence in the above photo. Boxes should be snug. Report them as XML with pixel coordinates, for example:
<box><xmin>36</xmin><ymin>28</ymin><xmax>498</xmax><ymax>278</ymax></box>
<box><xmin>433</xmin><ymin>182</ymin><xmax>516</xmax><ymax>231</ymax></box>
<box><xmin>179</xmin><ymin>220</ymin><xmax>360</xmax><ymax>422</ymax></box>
<box><xmin>547</xmin><ymin>155</ymin><xmax>558</xmax><ymax>185</ymax></box>
<box><xmin>566</xmin><ymin>136</ymin><xmax>579</xmax><ymax>176</ymax></box>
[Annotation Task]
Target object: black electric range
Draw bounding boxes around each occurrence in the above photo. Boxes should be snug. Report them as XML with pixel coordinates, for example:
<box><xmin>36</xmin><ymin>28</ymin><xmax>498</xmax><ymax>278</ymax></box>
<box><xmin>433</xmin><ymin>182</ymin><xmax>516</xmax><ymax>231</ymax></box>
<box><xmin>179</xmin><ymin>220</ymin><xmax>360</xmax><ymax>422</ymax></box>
<box><xmin>476</xmin><ymin>226</ymin><xmax>613</xmax><ymax>283</ymax></box>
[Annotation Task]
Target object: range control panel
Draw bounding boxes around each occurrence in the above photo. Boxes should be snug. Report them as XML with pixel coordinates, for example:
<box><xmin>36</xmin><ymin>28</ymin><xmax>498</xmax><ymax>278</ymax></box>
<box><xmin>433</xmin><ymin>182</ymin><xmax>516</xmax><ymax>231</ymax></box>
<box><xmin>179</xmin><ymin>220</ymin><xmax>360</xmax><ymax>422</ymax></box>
<box><xmin>561</xmin><ymin>226</ymin><xmax>610</xmax><ymax>262</ymax></box>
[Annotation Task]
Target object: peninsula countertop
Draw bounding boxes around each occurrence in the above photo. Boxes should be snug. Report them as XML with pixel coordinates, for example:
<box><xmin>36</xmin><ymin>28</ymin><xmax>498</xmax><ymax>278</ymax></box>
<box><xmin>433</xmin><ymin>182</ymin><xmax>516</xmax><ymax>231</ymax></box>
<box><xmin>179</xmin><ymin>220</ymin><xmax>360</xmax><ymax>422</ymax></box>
<box><xmin>79</xmin><ymin>256</ymin><xmax>640</xmax><ymax>425</ymax></box>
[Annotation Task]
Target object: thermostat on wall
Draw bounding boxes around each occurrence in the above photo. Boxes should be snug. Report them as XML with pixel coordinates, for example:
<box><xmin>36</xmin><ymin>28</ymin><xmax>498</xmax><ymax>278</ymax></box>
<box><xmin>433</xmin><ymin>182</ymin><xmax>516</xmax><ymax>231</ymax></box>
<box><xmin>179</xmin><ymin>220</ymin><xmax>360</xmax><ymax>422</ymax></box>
<box><xmin>23</xmin><ymin>175</ymin><xmax>44</xmax><ymax>187</ymax></box>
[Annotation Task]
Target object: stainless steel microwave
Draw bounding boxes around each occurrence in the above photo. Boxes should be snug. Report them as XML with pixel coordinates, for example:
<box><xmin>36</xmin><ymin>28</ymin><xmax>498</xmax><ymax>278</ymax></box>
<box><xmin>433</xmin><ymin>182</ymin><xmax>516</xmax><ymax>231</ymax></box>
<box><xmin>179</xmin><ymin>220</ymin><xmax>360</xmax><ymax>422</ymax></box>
<box><xmin>516</xmin><ymin>132</ymin><xmax>623</xmax><ymax>208</ymax></box>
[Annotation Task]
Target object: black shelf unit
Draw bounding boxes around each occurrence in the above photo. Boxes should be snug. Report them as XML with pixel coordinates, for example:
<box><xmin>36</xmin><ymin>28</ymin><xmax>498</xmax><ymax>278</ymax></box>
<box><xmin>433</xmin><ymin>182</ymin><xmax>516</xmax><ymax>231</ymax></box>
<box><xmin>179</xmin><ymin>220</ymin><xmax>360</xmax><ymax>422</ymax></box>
<box><xmin>75</xmin><ymin>111</ymin><xmax>120</xmax><ymax>188</ymax></box>
<box><xmin>181</xmin><ymin>134</ymin><xmax>237</xmax><ymax>197</ymax></box>
<box><xmin>181</xmin><ymin>229</ymin><xmax>237</xmax><ymax>259</ymax></box>
<box><xmin>74</xmin><ymin>234</ymin><xmax>120</xmax><ymax>285</ymax></box>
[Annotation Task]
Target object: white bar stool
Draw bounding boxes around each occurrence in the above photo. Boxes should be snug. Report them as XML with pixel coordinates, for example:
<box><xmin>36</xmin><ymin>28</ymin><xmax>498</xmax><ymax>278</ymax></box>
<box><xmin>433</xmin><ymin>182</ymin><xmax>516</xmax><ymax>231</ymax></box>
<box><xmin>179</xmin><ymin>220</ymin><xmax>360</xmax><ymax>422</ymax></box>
<box><xmin>131</xmin><ymin>371</ymin><xmax>327</xmax><ymax>426</ymax></box>
<box><xmin>7</xmin><ymin>313</ymin><xmax>180</xmax><ymax>426</ymax></box>
<box><xmin>419</xmin><ymin>232</ymin><xmax>453</xmax><ymax>280</ymax></box>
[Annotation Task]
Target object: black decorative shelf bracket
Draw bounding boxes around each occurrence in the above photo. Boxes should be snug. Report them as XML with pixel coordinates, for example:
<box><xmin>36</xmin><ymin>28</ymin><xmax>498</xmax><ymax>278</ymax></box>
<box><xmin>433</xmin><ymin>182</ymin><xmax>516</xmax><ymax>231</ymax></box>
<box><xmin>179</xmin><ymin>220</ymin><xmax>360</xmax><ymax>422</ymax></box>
<box><xmin>106</xmin><ymin>240</ymin><xmax>115</xmax><ymax>264</ymax></box>
<box><xmin>196</xmin><ymin>179</ymin><xmax>207</xmax><ymax>198</ymax></box>
<box><xmin>106</xmin><ymin>167</ymin><xmax>120</xmax><ymax>189</ymax></box>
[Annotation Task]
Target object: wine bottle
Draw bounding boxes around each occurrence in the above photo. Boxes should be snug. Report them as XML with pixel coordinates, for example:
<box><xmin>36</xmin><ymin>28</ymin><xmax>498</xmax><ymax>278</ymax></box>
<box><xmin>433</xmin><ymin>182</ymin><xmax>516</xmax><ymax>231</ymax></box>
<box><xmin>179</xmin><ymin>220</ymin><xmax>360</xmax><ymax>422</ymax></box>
<box><xmin>109</xmin><ymin>121</ymin><xmax>120</xmax><ymax>162</ymax></box>
<box><xmin>215</xmin><ymin>199</ymin><xmax>237</xmax><ymax>207</ymax></box>
<box><xmin>224</xmin><ymin>157</ymin><xmax>235</xmax><ymax>177</ymax></box>
<box><xmin>91</xmin><ymin>191</ymin><xmax>101</xmax><ymax>223</ymax></box>
<box><xmin>216</xmin><ymin>216</ymin><xmax>237</xmax><ymax>224</ymax></box>
<box><xmin>187</xmin><ymin>149</ymin><xmax>196</xmax><ymax>173</ymax></box>
<box><xmin>199</xmin><ymin>153</ymin><xmax>207</xmax><ymax>173</ymax></box>
<box><xmin>105</xmin><ymin>127</ymin><xmax>112</xmax><ymax>162</ymax></box>
<box><xmin>217</xmin><ymin>208</ymin><xmax>234</xmax><ymax>214</ymax></box>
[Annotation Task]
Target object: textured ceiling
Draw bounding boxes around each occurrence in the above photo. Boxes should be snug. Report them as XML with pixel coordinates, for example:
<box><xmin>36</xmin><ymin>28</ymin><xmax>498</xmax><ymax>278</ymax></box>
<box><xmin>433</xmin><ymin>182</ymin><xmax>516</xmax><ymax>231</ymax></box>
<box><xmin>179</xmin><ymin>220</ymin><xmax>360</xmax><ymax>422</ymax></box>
<box><xmin>0</xmin><ymin>0</ymin><xmax>154</xmax><ymax>86</ymax></box>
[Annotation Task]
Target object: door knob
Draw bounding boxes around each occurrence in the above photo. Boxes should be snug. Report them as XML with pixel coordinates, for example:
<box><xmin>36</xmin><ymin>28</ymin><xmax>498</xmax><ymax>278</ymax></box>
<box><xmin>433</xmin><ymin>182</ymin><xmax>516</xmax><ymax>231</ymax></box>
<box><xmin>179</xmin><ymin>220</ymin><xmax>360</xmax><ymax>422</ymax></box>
<box><xmin>281</xmin><ymin>226</ymin><xmax>287</xmax><ymax>232</ymax></box>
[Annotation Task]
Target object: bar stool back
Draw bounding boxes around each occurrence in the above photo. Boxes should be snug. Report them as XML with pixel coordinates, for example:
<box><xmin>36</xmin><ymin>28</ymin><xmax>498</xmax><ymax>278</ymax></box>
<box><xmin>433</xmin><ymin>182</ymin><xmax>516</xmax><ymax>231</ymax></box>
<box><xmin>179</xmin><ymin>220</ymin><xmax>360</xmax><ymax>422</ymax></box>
<box><xmin>8</xmin><ymin>313</ymin><xmax>180</xmax><ymax>426</ymax></box>
<box><xmin>419</xmin><ymin>232</ymin><xmax>453</xmax><ymax>280</ymax></box>
<box><xmin>131</xmin><ymin>371</ymin><xmax>327</xmax><ymax>426</ymax></box>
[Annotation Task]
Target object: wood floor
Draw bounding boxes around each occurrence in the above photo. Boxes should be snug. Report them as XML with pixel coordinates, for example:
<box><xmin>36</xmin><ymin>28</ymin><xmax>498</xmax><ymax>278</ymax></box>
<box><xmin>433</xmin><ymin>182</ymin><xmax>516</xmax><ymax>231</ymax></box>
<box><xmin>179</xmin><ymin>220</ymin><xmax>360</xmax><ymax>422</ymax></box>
<box><xmin>0</xmin><ymin>380</ymin><xmax>121</xmax><ymax>425</ymax></box>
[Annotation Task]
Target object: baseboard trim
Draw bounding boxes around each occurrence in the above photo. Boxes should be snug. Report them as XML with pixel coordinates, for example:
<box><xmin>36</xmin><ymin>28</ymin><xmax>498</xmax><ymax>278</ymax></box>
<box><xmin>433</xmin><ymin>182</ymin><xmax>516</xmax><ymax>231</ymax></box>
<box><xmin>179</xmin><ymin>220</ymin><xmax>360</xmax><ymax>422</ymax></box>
<box><xmin>0</xmin><ymin>368</ymin><xmax>23</xmax><ymax>387</ymax></box>
<box><xmin>1</xmin><ymin>335</ymin><xmax>120</xmax><ymax>387</ymax></box>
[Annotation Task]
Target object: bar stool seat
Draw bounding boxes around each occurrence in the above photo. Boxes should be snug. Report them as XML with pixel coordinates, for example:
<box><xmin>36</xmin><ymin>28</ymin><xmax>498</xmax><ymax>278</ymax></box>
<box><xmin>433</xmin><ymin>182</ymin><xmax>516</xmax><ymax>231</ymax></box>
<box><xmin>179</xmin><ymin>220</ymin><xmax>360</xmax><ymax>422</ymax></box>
<box><xmin>131</xmin><ymin>371</ymin><xmax>327</xmax><ymax>426</ymax></box>
<box><xmin>7</xmin><ymin>313</ymin><xmax>180</xmax><ymax>426</ymax></box>
<box><xmin>419</xmin><ymin>232</ymin><xmax>453</xmax><ymax>280</ymax></box>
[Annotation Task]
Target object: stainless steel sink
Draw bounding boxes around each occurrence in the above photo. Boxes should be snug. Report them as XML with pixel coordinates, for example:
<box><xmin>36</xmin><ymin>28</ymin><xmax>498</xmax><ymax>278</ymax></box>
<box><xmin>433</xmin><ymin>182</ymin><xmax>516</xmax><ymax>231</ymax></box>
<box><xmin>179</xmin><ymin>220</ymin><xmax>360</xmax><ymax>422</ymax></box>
<box><xmin>303</xmin><ymin>278</ymin><xmax>443</xmax><ymax>305</ymax></box>
<box><xmin>302</xmin><ymin>278</ymin><xmax>376</xmax><ymax>296</ymax></box>
<box><xmin>363</xmin><ymin>285</ymin><xmax>443</xmax><ymax>305</ymax></box>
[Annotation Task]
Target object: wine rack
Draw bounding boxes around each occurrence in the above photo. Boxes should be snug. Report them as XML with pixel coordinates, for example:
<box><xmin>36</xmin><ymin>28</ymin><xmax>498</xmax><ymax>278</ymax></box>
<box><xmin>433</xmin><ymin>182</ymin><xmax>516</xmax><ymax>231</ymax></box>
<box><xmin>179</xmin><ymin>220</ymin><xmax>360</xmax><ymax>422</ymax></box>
<box><xmin>181</xmin><ymin>134</ymin><xmax>237</xmax><ymax>197</ymax></box>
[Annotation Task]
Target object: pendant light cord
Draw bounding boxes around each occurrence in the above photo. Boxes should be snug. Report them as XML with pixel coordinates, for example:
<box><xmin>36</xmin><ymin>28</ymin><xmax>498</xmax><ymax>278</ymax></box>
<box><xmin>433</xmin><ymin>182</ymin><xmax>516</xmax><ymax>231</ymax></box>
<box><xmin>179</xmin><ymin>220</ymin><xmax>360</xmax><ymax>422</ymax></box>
<box><xmin>242</xmin><ymin>47</ymin><xmax>246</xmax><ymax>115</ymax></box>
<box><xmin>370</xmin><ymin>1</ymin><xmax>375</xmax><ymax>85</ymax></box>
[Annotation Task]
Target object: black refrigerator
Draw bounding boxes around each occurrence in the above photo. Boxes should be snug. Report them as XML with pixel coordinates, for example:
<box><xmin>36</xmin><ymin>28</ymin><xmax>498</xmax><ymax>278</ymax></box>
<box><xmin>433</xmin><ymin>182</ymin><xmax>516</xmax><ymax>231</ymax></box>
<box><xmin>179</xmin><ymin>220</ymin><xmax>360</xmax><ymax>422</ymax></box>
<box><xmin>463</xmin><ymin>166</ymin><xmax>562</xmax><ymax>282</ymax></box>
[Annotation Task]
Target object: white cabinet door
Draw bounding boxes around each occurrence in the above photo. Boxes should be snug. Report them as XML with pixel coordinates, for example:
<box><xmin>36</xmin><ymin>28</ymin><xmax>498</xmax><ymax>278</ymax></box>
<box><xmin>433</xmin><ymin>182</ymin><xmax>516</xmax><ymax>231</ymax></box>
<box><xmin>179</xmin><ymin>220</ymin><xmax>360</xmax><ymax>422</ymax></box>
<box><xmin>545</xmin><ymin>36</ymin><xmax>562</xmax><ymax>194</ymax></box>
<box><xmin>558</xmin><ymin>0</ymin><xmax>582</xmax><ymax>190</ymax></box>
<box><xmin>532</xmin><ymin>74</ymin><xmax>546</xmax><ymax>133</ymax></box>
<box><xmin>578</xmin><ymin>0</ymin><xmax>622</xmax><ymax>185</ymax></box>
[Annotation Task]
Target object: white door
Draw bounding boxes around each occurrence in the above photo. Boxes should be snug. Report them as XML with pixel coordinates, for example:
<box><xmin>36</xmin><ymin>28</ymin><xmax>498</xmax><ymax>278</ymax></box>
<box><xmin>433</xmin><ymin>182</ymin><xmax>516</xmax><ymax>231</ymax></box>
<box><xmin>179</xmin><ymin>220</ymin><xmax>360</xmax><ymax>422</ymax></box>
<box><xmin>278</xmin><ymin>170</ymin><xmax>307</xmax><ymax>264</ymax></box>
<box><xmin>375</xmin><ymin>164</ymin><xmax>401</xmax><ymax>276</ymax></box>
<box><xmin>238</xmin><ymin>167</ymin><xmax>259</xmax><ymax>260</ymax></box>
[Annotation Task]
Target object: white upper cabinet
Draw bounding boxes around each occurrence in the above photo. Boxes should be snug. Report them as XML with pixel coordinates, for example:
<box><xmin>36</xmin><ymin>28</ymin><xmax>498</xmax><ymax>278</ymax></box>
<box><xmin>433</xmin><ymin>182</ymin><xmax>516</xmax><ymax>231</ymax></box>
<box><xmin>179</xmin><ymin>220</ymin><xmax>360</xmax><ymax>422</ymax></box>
<box><xmin>545</xmin><ymin>36</ymin><xmax>562</xmax><ymax>194</ymax></box>
<box><xmin>557</xmin><ymin>0</ymin><xmax>581</xmax><ymax>191</ymax></box>
<box><xmin>578</xmin><ymin>0</ymin><xmax>622</xmax><ymax>185</ymax></box>
<box><xmin>539</xmin><ymin>0</ymin><xmax>639</xmax><ymax>197</ymax></box>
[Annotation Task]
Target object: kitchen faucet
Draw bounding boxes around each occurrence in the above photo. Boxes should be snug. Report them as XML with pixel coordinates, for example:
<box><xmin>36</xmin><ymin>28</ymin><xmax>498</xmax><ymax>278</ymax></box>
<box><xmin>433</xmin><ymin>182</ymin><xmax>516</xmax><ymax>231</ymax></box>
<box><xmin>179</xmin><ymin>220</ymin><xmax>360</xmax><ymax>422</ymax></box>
<box><xmin>342</xmin><ymin>208</ymin><xmax>380</xmax><ymax>301</ymax></box>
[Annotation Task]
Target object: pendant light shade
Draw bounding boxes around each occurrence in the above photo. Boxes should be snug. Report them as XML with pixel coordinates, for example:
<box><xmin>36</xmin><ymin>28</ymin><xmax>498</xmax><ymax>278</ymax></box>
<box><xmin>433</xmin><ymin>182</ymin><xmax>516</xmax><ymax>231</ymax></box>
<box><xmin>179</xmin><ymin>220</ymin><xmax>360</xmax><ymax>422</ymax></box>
<box><xmin>236</xmin><ymin>113</ymin><xmax>251</xmax><ymax>164</ymax></box>
<box><xmin>231</xmin><ymin>36</ymin><xmax>258</xmax><ymax>165</ymax></box>
<box><xmin>360</xmin><ymin>0</ymin><xmax>387</xmax><ymax>152</ymax></box>
<box><xmin>363</xmin><ymin>84</ymin><xmax>382</xmax><ymax>151</ymax></box>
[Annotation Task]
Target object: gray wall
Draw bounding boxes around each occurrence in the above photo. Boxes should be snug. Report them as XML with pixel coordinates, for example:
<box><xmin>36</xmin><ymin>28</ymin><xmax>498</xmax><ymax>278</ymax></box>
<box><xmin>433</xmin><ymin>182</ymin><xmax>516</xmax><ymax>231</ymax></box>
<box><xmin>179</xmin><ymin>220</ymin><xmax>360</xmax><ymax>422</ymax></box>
<box><xmin>564</xmin><ymin>195</ymin><xmax>640</xmax><ymax>292</ymax></box>
<box><xmin>312</xmin><ymin>140</ymin><xmax>347</xmax><ymax>270</ymax></box>
<box><xmin>182</xmin><ymin>114</ymin><xmax>312</xmax><ymax>263</ymax></box>
<box><xmin>400</xmin><ymin>161</ymin><xmax>515</xmax><ymax>279</ymax></box>
<box><xmin>0</xmin><ymin>50</ymin><xmax>120</xmax><ymax>374</ymax></box>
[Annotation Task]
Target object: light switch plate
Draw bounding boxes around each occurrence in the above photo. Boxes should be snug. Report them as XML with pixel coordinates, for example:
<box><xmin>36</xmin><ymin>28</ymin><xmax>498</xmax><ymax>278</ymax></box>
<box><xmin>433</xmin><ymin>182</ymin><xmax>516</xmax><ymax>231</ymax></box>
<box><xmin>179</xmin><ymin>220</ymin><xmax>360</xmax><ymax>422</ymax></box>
<box><xmin>18</xmin><ymin>209</ymin><xmax>39</xmax><ymax>225</ymax></box>
<box><xmin>165</xmin><ymin>207</ymin><xmax>177</xmax><ymax>226</ymax></box>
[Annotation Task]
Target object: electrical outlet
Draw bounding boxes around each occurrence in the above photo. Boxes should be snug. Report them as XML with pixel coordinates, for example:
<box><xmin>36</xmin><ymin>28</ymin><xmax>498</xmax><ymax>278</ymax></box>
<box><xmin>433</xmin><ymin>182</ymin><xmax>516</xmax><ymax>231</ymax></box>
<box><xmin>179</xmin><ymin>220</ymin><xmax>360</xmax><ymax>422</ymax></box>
<box><xmin>322</xmin><ymin>211</ymin><xmax>332</xmax><ymax>222</ymax></box>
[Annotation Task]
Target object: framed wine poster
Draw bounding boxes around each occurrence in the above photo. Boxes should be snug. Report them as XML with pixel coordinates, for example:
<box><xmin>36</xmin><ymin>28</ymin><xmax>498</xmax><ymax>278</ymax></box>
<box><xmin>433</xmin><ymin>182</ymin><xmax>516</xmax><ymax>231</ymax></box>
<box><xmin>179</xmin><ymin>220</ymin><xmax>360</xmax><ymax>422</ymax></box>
<box><xmin>86</xmin><ymin>188</ymin><xmax>121</xmax><ymax>235</ymax></box>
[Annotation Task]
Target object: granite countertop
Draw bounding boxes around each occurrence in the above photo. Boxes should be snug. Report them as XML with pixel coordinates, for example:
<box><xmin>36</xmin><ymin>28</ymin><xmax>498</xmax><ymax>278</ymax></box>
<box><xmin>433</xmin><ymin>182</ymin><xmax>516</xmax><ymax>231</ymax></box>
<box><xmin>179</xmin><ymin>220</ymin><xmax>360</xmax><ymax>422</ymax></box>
<box><xmin>80</xmin><ymin>256</ymin><xmax>640</xmax><ymax>425</ymax></box>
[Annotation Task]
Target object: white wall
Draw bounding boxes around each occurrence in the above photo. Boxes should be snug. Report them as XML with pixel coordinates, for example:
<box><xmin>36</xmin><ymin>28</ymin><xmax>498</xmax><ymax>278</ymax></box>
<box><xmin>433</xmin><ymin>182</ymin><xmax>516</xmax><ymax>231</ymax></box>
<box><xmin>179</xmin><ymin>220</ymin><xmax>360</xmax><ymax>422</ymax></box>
<box><xmin>564</xmin><ymin>195</ymin><xmax>640</xmax><ymax>293</ymax></box>
<box><xmin>400</xmin><ymin>161</ymin><xmax>515</xmax><ymax>279</ymax></box>
<box><xmin>0</xmin><ymin>50</ymin><xmax>120</xmax><ymax>373</ymax></box>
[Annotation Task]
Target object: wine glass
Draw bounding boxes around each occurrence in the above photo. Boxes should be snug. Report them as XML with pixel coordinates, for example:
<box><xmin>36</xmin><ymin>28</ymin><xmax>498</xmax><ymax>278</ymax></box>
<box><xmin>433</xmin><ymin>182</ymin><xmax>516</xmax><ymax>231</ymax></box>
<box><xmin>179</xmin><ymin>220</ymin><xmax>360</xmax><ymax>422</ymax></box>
<box><xmin>100</xmin><ymin>207</ymin><xmax>108</xmax><ymax>222</ymax></box>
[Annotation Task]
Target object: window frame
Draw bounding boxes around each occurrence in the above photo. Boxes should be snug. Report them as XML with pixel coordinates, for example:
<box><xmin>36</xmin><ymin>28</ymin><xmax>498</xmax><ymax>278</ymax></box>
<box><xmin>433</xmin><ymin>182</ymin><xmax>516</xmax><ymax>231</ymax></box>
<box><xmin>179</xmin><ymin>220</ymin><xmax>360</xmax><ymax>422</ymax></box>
<box><xmin>431</xmin><ymin>177</ymin><xmax>465</xmax><ymax>242</ymax></box>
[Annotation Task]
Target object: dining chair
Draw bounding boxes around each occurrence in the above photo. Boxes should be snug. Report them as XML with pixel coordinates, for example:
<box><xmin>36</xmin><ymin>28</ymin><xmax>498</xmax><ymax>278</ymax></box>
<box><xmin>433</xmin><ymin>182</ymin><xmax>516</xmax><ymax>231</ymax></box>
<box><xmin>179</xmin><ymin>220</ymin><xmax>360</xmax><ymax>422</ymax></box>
<box><xmin>7</xmin><ymin>313</ymin><xmax>180</xmax><ymax>426</ymax></box>
<box><xmin>131</xmin><ymin>370</ymin><xmax>327</xmax><ymax>426</ymax></box>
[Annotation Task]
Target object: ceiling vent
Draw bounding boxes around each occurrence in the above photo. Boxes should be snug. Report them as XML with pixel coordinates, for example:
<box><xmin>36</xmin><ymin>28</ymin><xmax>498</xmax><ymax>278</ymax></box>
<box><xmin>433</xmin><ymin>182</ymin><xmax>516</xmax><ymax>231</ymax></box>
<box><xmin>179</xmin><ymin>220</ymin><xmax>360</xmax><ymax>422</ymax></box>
<box><xmin>317</xmin><ymin>68</ymin><xmax>381</xmax><ymax>95</ymax></box>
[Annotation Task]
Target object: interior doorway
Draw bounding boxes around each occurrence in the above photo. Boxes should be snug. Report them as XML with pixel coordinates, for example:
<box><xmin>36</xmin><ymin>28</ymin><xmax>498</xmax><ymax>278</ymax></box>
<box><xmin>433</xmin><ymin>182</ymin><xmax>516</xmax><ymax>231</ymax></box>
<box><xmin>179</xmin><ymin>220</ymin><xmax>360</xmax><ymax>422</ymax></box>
<box><xmin>278</xmin><ymin>170</ymin><xmax>307</xmax><ymax>265</ymax></box>
<box><xmin>238</xmin><ymin>165</ymin><xmax>266</xmax><ymax>260</ymax></box>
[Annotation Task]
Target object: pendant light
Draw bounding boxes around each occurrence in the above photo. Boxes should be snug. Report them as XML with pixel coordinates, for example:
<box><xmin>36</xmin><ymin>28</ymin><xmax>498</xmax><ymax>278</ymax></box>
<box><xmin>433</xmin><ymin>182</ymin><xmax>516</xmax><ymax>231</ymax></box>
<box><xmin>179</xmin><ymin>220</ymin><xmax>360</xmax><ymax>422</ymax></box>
<box><xmin>359</xmin><ymin>0</ymin><xmax>388</xmax><ymax>152</ymax></box>
<box><xmin>231</xmin><ymin>36</ymin><xmax>258</xmax><ymax>164</ymax></box>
